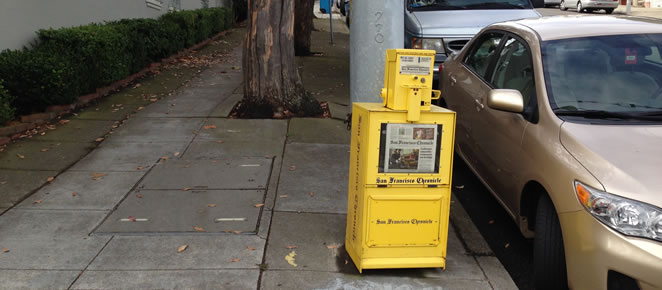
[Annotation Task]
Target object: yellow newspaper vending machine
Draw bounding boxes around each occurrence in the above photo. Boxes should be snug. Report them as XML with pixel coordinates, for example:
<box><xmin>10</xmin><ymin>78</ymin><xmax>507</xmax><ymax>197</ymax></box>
<box><xmin>346</xmin><ymin>49</ymin><xmax>456</xmax><ymax>272</ymax></box>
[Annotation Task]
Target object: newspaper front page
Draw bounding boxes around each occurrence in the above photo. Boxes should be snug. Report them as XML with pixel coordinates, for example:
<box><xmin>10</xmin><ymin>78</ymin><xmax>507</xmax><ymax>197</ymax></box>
<box><xmin>383</xmin><ymin>123</ymin><xmax>438</xmax><ymax>173</ymax></box>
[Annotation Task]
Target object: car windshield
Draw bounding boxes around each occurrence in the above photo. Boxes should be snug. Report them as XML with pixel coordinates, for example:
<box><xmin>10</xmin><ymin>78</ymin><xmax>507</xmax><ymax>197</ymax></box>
<box><xmin>407</xmin><ymin>0</ymin><xmax>531</xmax><ymax>10</ymax></box>
<box><xmin>542</xmin><ymin>34</ymin><xmax>662</xmax><ymax>121</ymax></box>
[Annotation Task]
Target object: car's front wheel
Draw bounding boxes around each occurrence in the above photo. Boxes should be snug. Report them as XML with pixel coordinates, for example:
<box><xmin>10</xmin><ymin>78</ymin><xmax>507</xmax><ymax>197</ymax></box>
<box><xmin>577</xmin><ymin>1</ymin><xmax>584</xmax><ymax>12</ymax></box>
<box><xmin>533</xmin><ymin>194</ymin><xmax>568</xmax><ymax>290</ymax></box>
<box><xmin>560</xmin><ymin>0</ymin><xmax>568</xmax><ymax>10</ymax></box>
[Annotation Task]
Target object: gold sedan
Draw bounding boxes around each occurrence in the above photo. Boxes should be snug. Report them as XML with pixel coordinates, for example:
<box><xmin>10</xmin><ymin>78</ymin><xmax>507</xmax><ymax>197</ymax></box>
<box><xmin>439</xmin><ymin>15</ymin><xmax>662</xmax><ymax>290</ymax></box>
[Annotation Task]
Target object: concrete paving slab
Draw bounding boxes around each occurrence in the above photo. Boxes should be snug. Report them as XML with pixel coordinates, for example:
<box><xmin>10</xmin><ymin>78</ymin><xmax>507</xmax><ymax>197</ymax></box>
<box><xmin>169</xmin><ymin>85</ymin><xmax>237</xmax><ymax>100</ymax></box>
<box><xmin>17</xmin><ymin>171</ymin><xmax>144</xmax><ymax>210</ymax></box>
<box><xmin>0</xmin><ymin>210</ymin><xmax>110</xmax><ymax>269</ymax></box>
<box><xmin>138</xmin><ymin>158</ymin><xmax>272</xmax><ymax>190</ymax></box>
<box><xmin>30</xmin><ymin>119</ymin><xmax>115</xmax><ymax>143</ymax></box>
<box><xmin>72</xmin><ymin>270</ymin><xmax>259</xmax><ymax>289</ymax></box>
<box><xmin>265</xmin><ymin>212</ymin><xmax>347</xmax><ymax>271</ymax></box>
<box><xmin>275</xmin><ymin>143</ymin><xmax>349</xmax><ymax>214</ymax></box>
<box><xmin>104</xmin><ymin>117</ymin><xmax>203</xmax><ymax>143</ymax></box>
<box><xmin>137</xmin><ymin>97</ymin><xmax>220</xmax><ymax>118</ymax></box>
<box><xmin>75</xmin><ymin>99</ymin><xmax>140</xmax><ymax>121</ymax></box>
<box><xmin>209</xmin><ymin>93</ymin><xmax>243</xmax><ymax>117</ymax></box>
<box><xmin>0</xmin><ymin>169</ymin><xmax>59</xmax><ymax>208</ymax></box>
<box><xmin>0</xmin><ymin>141</ymin><xmax>94</xmax><ymax>171</ymax></box>
<box><xmin>328</xmin><ymin>101</ymin><xmax>350</xmax><ymax>121</ymax></box>
<box><xmin>95</xmin><ymin>189</ymin><xmax>265</xmax><ymax>234</ymax></box>
<box><xmin>287</xmin><ymin>118</ymin><xmax>350</xmax><ymax>144</ymax></box>
<box><xmin>476</xmin><ymin>256</ymin><xmax>518</xmax><ymax>290</ymax></box>
<box><xmin>0</xmin><ymin>207</ymin><xmax>7</xmax><ymax>215</ymax></box>
<box><xmin>194</xmin><ymin>119</ymin><xmax>288</xmax><ymax>142</ymax></box>
<box><xmin>183</xmin><ymin>140</ymin><xmax>284</xmax><ymax>159</ymax></box>
<box><xmin>0</xmin><ymin>270</ymin><xmax>80</xmax><ymax>290</ymax></box>
<box><xmin>88</xmin><ymin>235</ymin><xmax>264</xmax><ymax>270</ymax></box>
<box><xmin>260</xmin><ymin>270</ymin><xmax>492</xmax><ymax>290</ymax></box>
<box><xmin>70</xmin><ymin>142</ymin><xmax>188</xmax><ymax>172</ymax></box>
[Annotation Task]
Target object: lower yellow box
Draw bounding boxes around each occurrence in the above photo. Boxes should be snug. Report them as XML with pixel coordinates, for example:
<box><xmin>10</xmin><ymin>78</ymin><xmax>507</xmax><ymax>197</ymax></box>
<box><xmin>345</xmin><ymin>103</ymin><xmax>455</xmax><ymax>272</ymax></box>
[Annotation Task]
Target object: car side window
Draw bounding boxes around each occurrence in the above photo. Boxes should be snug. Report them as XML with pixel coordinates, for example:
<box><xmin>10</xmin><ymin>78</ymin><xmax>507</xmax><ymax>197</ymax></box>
<box><xmin>464</xmin><ymin>33</ymin><xmax>504</xmax><ymax>79</ymax></box>
<box><xmin>491</xmin><ymin>36</ymin><xmax>536</xmax><ymax>114</ymax></box>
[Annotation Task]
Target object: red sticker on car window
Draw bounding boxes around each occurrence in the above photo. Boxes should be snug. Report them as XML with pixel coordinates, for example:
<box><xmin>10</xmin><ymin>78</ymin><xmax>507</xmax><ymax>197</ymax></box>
<box><xmin>625</xmin><ymin>48</ymin><xmax>637</xmax><ymax>64</ymax></box>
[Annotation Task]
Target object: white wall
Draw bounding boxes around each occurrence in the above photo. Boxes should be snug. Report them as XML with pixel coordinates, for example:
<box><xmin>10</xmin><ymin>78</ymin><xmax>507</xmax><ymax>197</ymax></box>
<box><xmin>0</xmin><ymin>0</ymin><xmax>227</xmax><ymax>51</ymax></box>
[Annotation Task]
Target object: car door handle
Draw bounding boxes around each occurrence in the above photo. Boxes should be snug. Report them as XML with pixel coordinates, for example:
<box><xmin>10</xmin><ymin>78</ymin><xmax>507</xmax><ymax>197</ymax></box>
<box><xmin>450</xmin><ymin>75</ymin><xmax>457</xmax><ymax>86</ymax></box>
<box><xmin>474</xmin><ymin>99</ymin><xmax>484</xmax><ymax>110</ymax></box>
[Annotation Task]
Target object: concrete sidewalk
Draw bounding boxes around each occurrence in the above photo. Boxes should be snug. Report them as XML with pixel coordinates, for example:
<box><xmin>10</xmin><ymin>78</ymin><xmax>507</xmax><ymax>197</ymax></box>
<box><xmin>0</xmin><ymin>21</ymin><xmax>515</xmax><ymax>289</ymax></box>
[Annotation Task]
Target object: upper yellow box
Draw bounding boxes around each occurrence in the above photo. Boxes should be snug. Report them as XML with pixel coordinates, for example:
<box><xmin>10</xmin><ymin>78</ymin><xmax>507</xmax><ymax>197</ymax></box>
<box><xmin>381</xmin><ymin>49</ymin><xmax>438</xmax><ymax>113</ymax></box>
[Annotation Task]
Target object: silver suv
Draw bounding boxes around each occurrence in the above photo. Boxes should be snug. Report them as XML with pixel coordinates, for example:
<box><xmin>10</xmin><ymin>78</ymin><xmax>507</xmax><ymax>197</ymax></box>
<box><xmin>404</xmin><ymin>0</ymin><xmax>542</xmax><ymax>83</ymax></box>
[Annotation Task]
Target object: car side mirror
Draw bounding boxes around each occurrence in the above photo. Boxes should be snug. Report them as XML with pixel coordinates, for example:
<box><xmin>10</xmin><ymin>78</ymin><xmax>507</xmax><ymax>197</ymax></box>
<box><xmin>487</xmin><ymin>89</ymin><xmax>524</xmax><ymax>113</ymax></box>
<box><xmin>531</xmin><ymin>0</ymin><xmax>545</xmax><ymax>8</ymax></box>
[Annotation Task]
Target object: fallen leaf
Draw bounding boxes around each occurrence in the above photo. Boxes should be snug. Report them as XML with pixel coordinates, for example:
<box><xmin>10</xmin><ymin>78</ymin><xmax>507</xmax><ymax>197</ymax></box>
<box><xmin>174</xmin><ymin>152</ymin><xmax>180</xmax><ymax>157</ymax></box>
<box><xmin>58</xmin><ymin>119</ymin><xmax>70</xmax><ymax>125</ymax></box>
<box><xmin>33</xmin><ymin>200</ymin><xmax>43</xmax><ymax>204</ymax></box>
<box><xmin>46</xmin><ymin>177</ymin><xmax>55</xmax><ymax>182</ymax></box>
<box><xmin>505</xmin><ymin>243</ymin><xmax>510</xmax><ymax>248</ymax></box>
<box><xmin>207</xmin><ymin>204</ymin><xmax>216</xmax><ymax>207</ymax></box>
<box><xmin>160</xmin><ymin>156</ymin><xmax>170</xmax><ymax>160</ymax></box>
<box><xmin>17</xmin><ymin>154</ymin><xmax>24</xmax><ymax>159</ymax></box>
<box><xmin>285</xmin><ymin>245</ymin><xmax>297</xmax><ymax>249</ymax></box>
<box><xmin>488</xmin><ymin>220</ymin><xmax>495</xmax><ymax>224</ymax></box>
<box><xmin>254</xmin><ymin>203</ymin><xmax>264</xmax><ymax>208</ymax></box>
<box><xmin>345</xmin><ymin>259</ymin><xmax>349</xmax><ymax>265</ymax></box>
<box><xmin>134</xmin><ymin>84</ymin><xmax>142</xmax><ymax>88</ymax></box>
<box><xmin>279</xmin><ymin>195</ymin><xmax>289</xmax><ymax>198</ymax></box>
<box><xmin>232</xmin><ymin>66</ymin><xmax>241</xmax><ymax>70</ymax></box>
<box><xmin>150</xmin><ymin>98</ymin><xmax>158</xmax><ymax>102</ymax></box>
<box><xmin>326</xmin><ymin>244</ymin><xmax>339</xmax><ymax>249</ymax></box>
<box><xmin>455</xmin><ymin>185</ymin><xmax>465</xmax><ymax>189</ymax></box>
<box><xmin>285</xmin><ymin>251</ymin><xmax>297</xmax><ymax>267</ymax></box>
<box><xmin>230</xmin><ymin>258</ymin><xmax>241</xmax><ymax>262</ymax></box>
<box><xmin>247</xmin><ymin>246</ymin><xmax>256</xmax><ymax>251</ymax></box>
<box><xmin>232</xmin><ymin>230</ymin><xmax>242</xmax><ymax>234</ymax></box>
<box><xmin>72</xmin><ymin>192</ymin><xmax>78</xmax><ymax>197</ymax></box>
<box><xmin>203</xmin><ymin>124</ymin><xmax>217</xmax><ymax>129</ymax></box>
<box><xmin>91</xmin><ymin>173</ymin><xmax>106</xmax><ymax>181</ymax></box>
<box><xmin>1</xmin><ymin>248</ymin><xmax>8</xmax><ymax>253</ymax></box>
<box><xmin>136</xmin><ymin>194</ymin><xmax>143</xmax><ymax>199</ymax></box>
<box><xmin>288</xmin><ymin>165</ymin><xmax>296</xmax><ymax>171</ymax></box>
<box><xmin>183</xmin><ymin>188</ymin><xmax>191</xmax><ymax>191</ymax></box>
<box><xmin>136</xmin><ymin>166</ymin><xmax>145</xmax><ymax>170</ymax></box>
<box><xmin>309</xmin><ymin>192</ymin><xmax>314</xmax><ymax>197</ymax></box>
<box><xmin>194</xmin><ymin>226</ymin><xmax>206</xmax><ymax>232</ymax></box>
<box><xmin>215</xmin><ymin>140</ymin><xmax>225</xmax><ymax>143</ymax></box>
<box><xmin>137</xmin><ymin>106</ymin><xmax>144</xmax><ymax>111</ymax></box>
<box><xmin>177</xmin><ymin>244</ymin><xmax>188</xmax><ymax>253</ymax></box>
<box><xmin>40</xmin><ymin>148</ymin><xmax>48</xmax><ymax>152</ymax></box>
<box><xmin>95</xmin><ymin>138</ymin><xmax>104</xmax><ymax>142</ymax></box>
<box><xmin>128</xmin><ymin>216</ymin><xmax>137</xmax><ymax>222</ymax></box>
<box><xmin>0</xmin><ymin>181</ymin><xmax>6</xmax><ymax>185</ymax></box>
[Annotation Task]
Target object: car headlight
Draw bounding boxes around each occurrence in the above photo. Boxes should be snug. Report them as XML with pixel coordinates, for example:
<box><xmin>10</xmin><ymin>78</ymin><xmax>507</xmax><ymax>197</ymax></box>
<box><xmin>575</xmin><ymin>181</ymin><xmax>662</xmax><ymax>242</ymax></box>
<box><xmin>412</xmin><ymin>38</ymin><xmax>445</xmax><ymax>54</ymax></box>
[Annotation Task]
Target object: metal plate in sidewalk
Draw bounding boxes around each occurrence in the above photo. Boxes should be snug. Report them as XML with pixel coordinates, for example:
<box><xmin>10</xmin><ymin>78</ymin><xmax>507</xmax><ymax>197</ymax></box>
<box><xmin>95</xmin><ymin>189</ymin><xmax>265</xmax><ymax>234</ymax></box>
<box><xmin>139</xmin><ymin>158</ymin><xmax>272</xmax><ymax>190</ymax></box>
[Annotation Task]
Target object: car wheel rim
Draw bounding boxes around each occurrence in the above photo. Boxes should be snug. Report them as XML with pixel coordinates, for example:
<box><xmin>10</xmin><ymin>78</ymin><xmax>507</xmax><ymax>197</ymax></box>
<box><xmin>578</xmin><ymin>2</ymin><xmax>582</xmax><ymax>11</ymax></box>
<box><xmin>560</xmin><ymin>0</ymin><xmax>564</xmax><ymax>8</ymax></box>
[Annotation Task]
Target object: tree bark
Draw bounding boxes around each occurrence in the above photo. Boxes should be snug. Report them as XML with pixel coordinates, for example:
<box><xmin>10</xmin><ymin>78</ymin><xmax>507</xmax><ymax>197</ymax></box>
<box><xmin>294</xmin><ymin>0</ymin><xmax>313</xmax><ymax>56</ymax></box>
<box><xmin>240</xmin><ymin>0</ymin><xmax>322</xmax><ymax>118</ymax></box>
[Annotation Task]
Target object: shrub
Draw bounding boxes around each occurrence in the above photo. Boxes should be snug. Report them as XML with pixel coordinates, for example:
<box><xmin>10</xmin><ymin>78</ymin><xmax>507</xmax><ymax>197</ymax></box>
<box><xmin>0</xmin><ymin>80</ymin><xmax>15</xmax><ymax>124</ymax></box>
<box><xmin>159</xmin><ymin>11</ymin><xmax>199</xmax><ymax>47</ymax></box>
<box><xmin>0</xmin><ymin>48</ymin><xmax>78</xmax><ymax>114</ymax></box>
<box><xmin>37</xmin><ymin>23</ymin><xmax>132</xmax><ymax>94</ymax></box>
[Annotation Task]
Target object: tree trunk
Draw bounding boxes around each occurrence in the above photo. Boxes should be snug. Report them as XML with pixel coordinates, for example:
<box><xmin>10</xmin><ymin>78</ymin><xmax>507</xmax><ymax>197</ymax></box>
<box><xmin>240</xmin><ymin>0</ymin><xmax>322</xmax><ymax>118</ymax></box>
<box><xmin>294</xmin><ymin>0</ymin><xmax>313</xmax><ymax>56</ymax></box>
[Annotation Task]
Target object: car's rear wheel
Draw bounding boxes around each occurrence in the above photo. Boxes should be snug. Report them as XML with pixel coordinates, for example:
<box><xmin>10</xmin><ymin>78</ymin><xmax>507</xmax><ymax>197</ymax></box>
<box><xmin>605</xmin><ymin>8</ymin><xmax>614</xmax><ymax>14</ymax></box>
<box><xmin>533</xmin><ymin>194</ymin><xmax>568</xmax><ymax>290</ymax></box>
<box><xmin>577</xmin><ymin>1</ymin><xmax>584</xmax><ymax>12</ymax></box>
<box><xmin>560</xmin><ymin>0</ymin><xmax>568</xmax><ymax>10</ymax></box>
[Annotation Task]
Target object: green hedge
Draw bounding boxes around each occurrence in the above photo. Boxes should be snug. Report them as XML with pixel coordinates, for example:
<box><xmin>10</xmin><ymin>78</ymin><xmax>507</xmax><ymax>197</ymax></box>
<box><xmin>0</xmin><ymin>7</ymin><xmax>231</xmax><ymax>117</ymax></box>
<box><xmin>0</xmin><ymin>80</ymin><xmax>15</xmax><ymax>125</ymax></box>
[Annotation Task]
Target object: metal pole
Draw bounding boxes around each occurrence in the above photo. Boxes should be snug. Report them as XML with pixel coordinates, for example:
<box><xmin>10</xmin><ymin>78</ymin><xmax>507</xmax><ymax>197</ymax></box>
<box><xmin>329</xmin><ymin>0</ymin><xmax>334</xmax><ymax>44</ymax></box>
<box><xmin>350</xmin><ymin>0</ymin><xmax>405</xmax><ymax>106</ymax></box>
<box><xmin>626</xmin><ymin>0</ymin><xmax>632</xmax><ymax>14</ymax></box>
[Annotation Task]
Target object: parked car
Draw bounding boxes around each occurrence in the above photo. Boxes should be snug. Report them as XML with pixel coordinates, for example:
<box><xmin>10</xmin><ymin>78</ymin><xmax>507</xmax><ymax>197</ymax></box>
<box><xmin>544</xmin><ymin>0</ymin><xmax>561</xmax><ymax>7</ymax></box>
<box><xmin>560</xmin><ymin>0</ymin><xmax>618</xmax><ymax>13</ymax></box>
<box><xmin>438</xmin><ymin>16</ymin><xmax>662</xmax><ymax>290</ymax></box>
<box><xmin>404</xmin><ymin>0</ymin><xmax>542</xmax><ymax>84</ymax></box>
